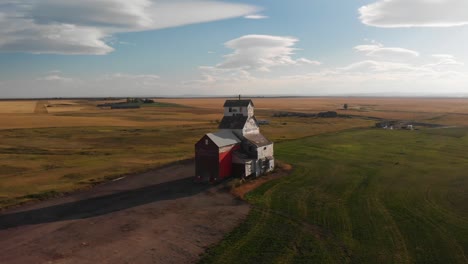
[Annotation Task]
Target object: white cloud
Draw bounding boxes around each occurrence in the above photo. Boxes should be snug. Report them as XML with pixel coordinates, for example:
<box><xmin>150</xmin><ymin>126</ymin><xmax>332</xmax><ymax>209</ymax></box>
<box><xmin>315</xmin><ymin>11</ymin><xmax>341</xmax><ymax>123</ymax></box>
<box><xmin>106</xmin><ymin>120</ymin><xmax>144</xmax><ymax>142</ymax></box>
<box><xmin>340</xmin><ymin>60</ymin><xmax>417</xmax><ymax>73</ymax></box>
<box><xmin>187</xmin><ymin>37</ymin><xmax>468</xmax><ymax>96</ymax></box>
<box><xmin>296</xmin><ymin>58</ymin><xmax>322</xmax><ymax>65</ymax></box>
<box><xmin>0</xmin><ymin>21</ymin><xmax>113</xmax><ymax>55</ymax></box>
<box><xmin>0</xmin><ymin>0</ymin><xmax>259</xmax><ymax>54</ymax></box>
<box><xmin>216</xmin><ymin>35</ymin><xmax>320</xmax><ymax>72</ymax></box>
<box><xmin>244</xmin><ymin>14</ymin><xmax>268</xmax><ymax>20</ymax></box>
<box><xmin>426</xmin><ymin>54</ymin><xmax>464</xmax><ymax>67</ymax></box>
<box><xmin>30</xmin><ymin>0</ymin><xmax>154</xmax><ymax>29</ymax></box>
<box><xmin>359</xmin><ymin>0</ymin><xmax>468</xmax><ymax>28</ymax></box>
<box><xmin>354</xmin><ymin>43</ymin><xmax>419</xmax><ymax>60</ymax></box>
<box><xmin>37</xmin><ymin>74</ymin><xmax>74</xmax><ymax>82</ymax></box>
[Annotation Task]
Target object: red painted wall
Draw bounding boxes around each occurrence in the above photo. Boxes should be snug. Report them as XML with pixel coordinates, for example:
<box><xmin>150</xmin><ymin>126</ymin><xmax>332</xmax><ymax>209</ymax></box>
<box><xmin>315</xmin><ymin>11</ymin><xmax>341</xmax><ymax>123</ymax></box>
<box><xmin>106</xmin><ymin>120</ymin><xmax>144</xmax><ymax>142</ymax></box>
<box><xmin>195</xmin><ymin>134</ymin><xmax>241</xmax><ymax>182</ymax></box>
<box><xmin>195</xmin><ymin>135</ymin><xmax>219</xmax><ymax>182</ymax></box>
<box><xmin>218</xmin><ymin>145</ymin><xmax>240</xmax><ymax>180</ymax></box>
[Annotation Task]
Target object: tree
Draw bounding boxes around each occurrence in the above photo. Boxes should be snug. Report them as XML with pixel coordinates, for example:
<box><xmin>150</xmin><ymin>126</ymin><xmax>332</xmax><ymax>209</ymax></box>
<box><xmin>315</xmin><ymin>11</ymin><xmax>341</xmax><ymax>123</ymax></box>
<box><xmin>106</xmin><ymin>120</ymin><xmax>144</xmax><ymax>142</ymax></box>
<box><xmin>344</xmin><ymin>103</ymin><xmax>348</xmax><ymax>110</ymax></box>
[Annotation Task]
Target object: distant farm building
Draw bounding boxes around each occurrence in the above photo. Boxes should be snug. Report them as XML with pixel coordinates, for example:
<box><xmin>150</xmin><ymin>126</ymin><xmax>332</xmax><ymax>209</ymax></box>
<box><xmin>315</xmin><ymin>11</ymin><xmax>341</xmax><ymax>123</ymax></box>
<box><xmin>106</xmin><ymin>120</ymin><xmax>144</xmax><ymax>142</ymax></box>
<box><xmin>376</xmin><ymin>121</ymin><xmax>414</xmax><ymax>130</ymax></box>
<box><xmin>195</xmin><ymin>99</ymin><xmax>275</xmax><ymax>182</ymax></box>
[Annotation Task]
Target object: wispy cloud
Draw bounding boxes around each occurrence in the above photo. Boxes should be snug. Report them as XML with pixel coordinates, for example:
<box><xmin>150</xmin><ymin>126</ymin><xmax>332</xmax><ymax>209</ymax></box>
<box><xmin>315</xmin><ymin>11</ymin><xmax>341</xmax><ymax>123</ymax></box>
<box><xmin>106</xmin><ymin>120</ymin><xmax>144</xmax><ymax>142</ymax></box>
<box><xmin>215</xmin><ymin>34</ymin><xmax>320</xmax><ymax>72</ymax></box>
<box><xmin>37</xmin><ymin>74</ymin><xmax>74</xmax><ymax>82</ymax></box>
<box><xmin>359</xmin><ymin>0</ymin><xmax>468</xmax><ymax>28</ymax></box>
<box><xmin>354</xmin><ymin>42</ymin><xmax>419</xmax><ymax>61</ymax></box>
<box><xmin>244</xmin><ymin>14</ymin><xmax>268</xmax><ymax>20</ymax></box>
<box><xmin>0</xmin><ymin>0</ymin><xmax>259</xmax><ymax>55</ymax></box>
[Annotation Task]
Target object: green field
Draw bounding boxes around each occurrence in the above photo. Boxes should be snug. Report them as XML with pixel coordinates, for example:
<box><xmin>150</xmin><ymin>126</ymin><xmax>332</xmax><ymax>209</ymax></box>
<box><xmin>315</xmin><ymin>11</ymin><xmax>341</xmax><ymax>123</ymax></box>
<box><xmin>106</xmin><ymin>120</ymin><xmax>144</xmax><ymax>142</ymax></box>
<box><xmin>201</xmin><ymin>128</ymin><xmax>468</xmax><ymax>264</ymax></box>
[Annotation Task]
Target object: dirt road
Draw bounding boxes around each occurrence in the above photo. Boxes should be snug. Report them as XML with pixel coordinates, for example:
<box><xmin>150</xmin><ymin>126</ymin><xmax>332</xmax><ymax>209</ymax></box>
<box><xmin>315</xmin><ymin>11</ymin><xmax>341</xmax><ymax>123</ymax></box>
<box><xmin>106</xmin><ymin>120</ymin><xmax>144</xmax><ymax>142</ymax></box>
<box><xmin>0</xmin><ymin>161</ymin><xmax>250</xmax><ymax>264</ymax></box>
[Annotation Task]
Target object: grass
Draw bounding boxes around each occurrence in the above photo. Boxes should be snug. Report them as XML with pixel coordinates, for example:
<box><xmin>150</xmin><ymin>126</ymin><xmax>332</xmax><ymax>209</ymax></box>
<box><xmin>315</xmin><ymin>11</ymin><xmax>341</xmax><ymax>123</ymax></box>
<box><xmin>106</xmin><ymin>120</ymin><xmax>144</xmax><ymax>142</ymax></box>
<box><xmin>200</xmin><ymin>127</ymin><xmax>468</xmax><ymax>264</ymax></box>
<box><xmin>0</xmin><ymin>125</ymin><xmax>215</xmax><ymax>209</ymax></box>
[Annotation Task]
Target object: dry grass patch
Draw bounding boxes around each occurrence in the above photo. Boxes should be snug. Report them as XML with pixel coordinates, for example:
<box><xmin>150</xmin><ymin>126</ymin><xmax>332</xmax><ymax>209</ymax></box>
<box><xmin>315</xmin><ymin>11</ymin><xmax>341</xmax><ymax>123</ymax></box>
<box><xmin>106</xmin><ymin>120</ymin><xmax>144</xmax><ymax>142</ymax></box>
<box><xmin>0</xmin><ymin>101</ymin><xmax>37</xmax><ymax>114</ymax></box>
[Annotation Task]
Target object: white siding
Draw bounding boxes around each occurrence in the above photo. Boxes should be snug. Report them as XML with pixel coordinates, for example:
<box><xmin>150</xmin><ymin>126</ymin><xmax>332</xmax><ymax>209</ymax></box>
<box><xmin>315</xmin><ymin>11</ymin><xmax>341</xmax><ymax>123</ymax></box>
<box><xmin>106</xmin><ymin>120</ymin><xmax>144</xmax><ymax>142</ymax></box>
<box><xmin>223</xmin><ymin>103</ymin><xmax>254</xmax><ymax>117</ymax></box>
<box><xmin>243</xmin><ymin>117</ymin><xmax>259</xmax><ymax>135</ymax></box>
<box><xmin>268</xmin><ymin>159</ymin><xmax>275</xmax><ymax>172</ymax></box>
<box><xmin>224</xmin><ymin>106</ymin><xmax>248</xmax><ymax>116</ymax></box>
<box><xmin>256</xmin><ymin>143</ymin><xmax>274</xmax><ymax>159</ymax></box>
<box><xmin>247</xmin><ymin>104</ymin><xmax>254</xmax><ymax>117</ymax></box>
<box><xmin>245</xmin><ymin>162</ymin><xmax>253</xmax><ymax>176</ymax></box>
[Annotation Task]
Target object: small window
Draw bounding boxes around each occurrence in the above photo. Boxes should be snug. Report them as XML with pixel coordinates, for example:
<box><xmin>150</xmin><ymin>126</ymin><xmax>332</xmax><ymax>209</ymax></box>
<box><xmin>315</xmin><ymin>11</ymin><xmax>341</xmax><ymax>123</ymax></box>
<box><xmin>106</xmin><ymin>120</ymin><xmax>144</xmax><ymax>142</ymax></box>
<box><xmin>205</xmin><ymin>139</ymin><xmax>209</xmax><ymax>145</ymax></box>
<box><xmin>264</xmin><ymin>147</ymin><xmax>267</xmax><ymax>150</ymax></box>
<box><xmin>229</xmin><ymin>107</ymin><xmax>232</xmax><ymax>112</ymax></box>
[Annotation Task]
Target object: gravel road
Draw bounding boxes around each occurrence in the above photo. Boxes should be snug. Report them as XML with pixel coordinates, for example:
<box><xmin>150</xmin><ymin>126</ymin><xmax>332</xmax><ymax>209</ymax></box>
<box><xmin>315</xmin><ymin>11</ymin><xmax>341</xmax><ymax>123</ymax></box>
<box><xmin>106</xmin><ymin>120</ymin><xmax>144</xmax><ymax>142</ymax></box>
<box><xmin>0</xmin><ymin>161</ymin><xmax>250</xmax><ymax>264</ymax></box>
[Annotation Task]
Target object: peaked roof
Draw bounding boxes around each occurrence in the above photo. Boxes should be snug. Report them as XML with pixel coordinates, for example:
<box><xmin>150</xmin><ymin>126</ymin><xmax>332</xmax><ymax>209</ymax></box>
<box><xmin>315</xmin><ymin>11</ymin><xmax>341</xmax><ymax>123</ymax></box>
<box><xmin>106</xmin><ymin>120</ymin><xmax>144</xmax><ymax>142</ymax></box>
<box><xmin>218</xmin><ymin>115</ymin><xmax>249</xmax><ymax>129</ymax></box>
<box><xmin>244</xmin><ymin>133</ymin><xmax>272</xmax><ymax>147</ymax></box>
<box><xmin>206</xmin><ymin>130</ymin><xmax>241</xmax><ymax>147</ymax></box>
<box><xmin>223</xmin><ymin>99</ymin><xmax>254</xmax><ymax>107</ymax></box>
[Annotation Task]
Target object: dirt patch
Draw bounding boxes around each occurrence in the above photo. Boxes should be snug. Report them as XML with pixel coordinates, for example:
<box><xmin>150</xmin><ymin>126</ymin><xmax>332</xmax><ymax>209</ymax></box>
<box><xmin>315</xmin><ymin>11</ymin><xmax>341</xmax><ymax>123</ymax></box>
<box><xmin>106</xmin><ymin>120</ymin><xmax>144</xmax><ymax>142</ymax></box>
<box><xmin>231</xmin><ymin>161</ymin><xmax>293</xmax><ymax>200</ymax></box>
<box><xmin>0</xmin><ymin>161</ymin><xmax>250</xmax><ymax>264</ymax></box>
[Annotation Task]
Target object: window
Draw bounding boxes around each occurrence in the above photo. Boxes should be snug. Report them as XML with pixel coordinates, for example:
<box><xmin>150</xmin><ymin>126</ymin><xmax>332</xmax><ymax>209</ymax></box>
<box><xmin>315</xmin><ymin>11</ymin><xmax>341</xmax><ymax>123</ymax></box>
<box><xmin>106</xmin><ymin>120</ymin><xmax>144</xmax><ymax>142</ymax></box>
<box><xmin>205</xmin><ymin>139</ymin><xmax>209</xmax><ymax>145</ymax></box>
<box><xmin>228</xmin><ymin>107</ymin><xmax>232</xmax><ymax>112</ymax></box>
<box><xmin>264</xmin><ymin>147</ymin><xmax>267</xmax><ymax>150</ymax></box>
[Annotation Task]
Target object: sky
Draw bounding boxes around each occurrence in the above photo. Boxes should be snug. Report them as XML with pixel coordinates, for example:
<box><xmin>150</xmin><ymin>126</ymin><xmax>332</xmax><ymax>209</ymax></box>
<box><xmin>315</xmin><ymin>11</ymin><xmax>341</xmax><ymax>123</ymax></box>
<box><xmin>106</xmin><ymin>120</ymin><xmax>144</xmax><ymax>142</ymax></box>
<box><xmin>1</xmin><ymin>0</ymin><xmax>468</xmax><ymax>98</ymax></box>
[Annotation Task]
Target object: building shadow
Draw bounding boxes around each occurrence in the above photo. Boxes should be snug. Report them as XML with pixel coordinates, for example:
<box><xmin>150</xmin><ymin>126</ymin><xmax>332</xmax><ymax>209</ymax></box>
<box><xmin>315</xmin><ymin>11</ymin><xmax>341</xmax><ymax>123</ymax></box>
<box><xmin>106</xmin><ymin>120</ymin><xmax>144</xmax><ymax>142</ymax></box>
<box><xmin>0</xmin><ymin>177</ymin><xmax>210</xmax><ymax>230</ymax></box>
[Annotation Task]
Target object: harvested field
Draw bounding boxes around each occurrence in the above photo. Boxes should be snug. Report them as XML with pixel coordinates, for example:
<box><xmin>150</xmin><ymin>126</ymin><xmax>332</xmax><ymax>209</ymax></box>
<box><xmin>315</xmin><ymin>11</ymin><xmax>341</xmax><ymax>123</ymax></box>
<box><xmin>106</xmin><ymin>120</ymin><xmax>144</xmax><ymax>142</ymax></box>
<box><xmin>0</xmin><ymin>101</ymin><xmax>37</xmax><ymax>114</ymax></box>
<box><xmin>158</xmin><ymin>97</ymin><xmax>468</xmax><ymax>126</ymax></box>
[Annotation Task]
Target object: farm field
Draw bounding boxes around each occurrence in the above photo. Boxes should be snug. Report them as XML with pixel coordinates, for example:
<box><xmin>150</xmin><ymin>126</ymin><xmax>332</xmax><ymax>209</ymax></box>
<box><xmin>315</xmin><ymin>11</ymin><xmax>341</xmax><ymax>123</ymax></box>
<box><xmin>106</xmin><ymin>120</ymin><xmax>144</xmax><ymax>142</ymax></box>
<box><xmin>159</xmin><ymin>97</ymin><xmax>468</xmax><ymax>126</ymax></box>
<box><xmin>0</xmin><ymin>97</ymin><xmax>467</xmax><ymax>263</ymax></box>
<box><xmin>201</xmin><ymin>128</ymin><xmax>468</xmax><ymax>264</ymax></box>
<box><xmin>0</xmin><ymin>98</ymin><xmax>373</xmax><ymax>209</ymax></box>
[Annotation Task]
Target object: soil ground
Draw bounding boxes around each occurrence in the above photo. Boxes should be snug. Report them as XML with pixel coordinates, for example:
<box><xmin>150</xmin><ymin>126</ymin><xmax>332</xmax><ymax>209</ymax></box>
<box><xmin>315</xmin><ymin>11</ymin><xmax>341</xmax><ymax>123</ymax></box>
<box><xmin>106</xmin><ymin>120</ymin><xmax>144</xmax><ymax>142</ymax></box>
<box><xmin>0</xmin><ymin>161</ymin><xmax>250</xmax><ymax>264</ymax></box>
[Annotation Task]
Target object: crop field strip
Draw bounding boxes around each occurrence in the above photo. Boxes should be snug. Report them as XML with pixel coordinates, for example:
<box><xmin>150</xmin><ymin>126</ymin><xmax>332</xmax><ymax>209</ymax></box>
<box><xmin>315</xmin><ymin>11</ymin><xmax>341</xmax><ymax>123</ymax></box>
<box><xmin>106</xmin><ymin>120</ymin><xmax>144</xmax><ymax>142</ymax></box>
<box><xmin>200</xmin><ymin>128</ymin><xmax>468</xmax><ymax>264</ymax></box>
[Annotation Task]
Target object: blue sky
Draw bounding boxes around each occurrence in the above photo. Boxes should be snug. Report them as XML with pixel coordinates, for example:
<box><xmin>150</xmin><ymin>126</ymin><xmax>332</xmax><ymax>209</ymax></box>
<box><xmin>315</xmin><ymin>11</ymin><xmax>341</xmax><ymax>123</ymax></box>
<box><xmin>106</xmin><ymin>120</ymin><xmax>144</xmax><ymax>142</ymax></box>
<box><xmin>1</xmin><ymin>0</ymin><xmax>468</xmax><ymax>98</ymax></box>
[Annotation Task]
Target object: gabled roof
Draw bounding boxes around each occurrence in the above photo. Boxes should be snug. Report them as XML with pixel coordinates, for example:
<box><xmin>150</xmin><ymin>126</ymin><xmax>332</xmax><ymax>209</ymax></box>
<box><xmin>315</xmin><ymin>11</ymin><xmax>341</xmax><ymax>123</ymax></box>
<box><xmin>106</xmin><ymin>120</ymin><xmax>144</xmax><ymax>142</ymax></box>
<box><xmin>223</xmin><ymin>100</ymin><xmax>254</xmax><ymax>107</ymax></box>
<box><xmin>218</xmin><ymin>115</ymin><xmax>248</xmax><ymax>129</ymax></box>
<box><xmin>244</xmin><ymin>133</ymin><xmax>272</xmax><ymax>147</ymax></box>
<box><xmin>206</xmin><ymin>130</ymin><xmax>241</xmax><ymax>147</ymax></box>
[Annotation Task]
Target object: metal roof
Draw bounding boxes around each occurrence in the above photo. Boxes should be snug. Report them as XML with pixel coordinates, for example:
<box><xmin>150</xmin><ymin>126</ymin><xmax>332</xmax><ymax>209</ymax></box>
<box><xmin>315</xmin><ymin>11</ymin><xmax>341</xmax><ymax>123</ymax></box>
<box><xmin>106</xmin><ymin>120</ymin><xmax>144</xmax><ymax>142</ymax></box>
<box><xmin>206</xmin><ymin>130</ymin><xmax>241</xmax><ymax>147</ymax></box>
<box><xmin>223</xmin><ymin>100</ymin><xmax>254</xmax><ymax>107</ymax></box>
<box><xmin>244</xmin><ymin>133</ymin><xmax>272</xmax><ymax>147</ymax></box>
